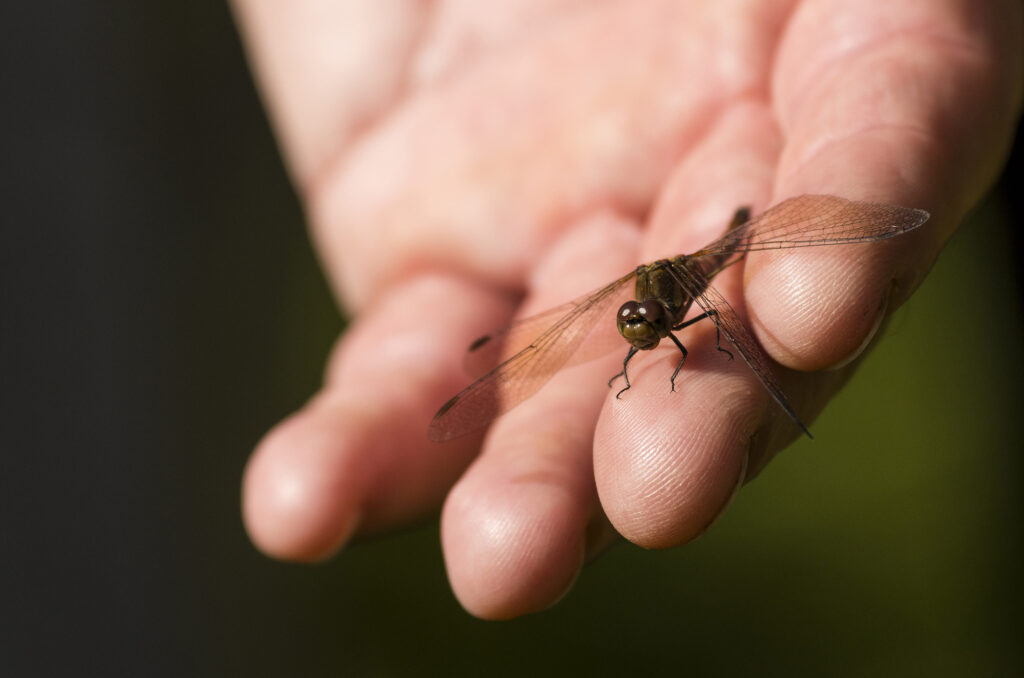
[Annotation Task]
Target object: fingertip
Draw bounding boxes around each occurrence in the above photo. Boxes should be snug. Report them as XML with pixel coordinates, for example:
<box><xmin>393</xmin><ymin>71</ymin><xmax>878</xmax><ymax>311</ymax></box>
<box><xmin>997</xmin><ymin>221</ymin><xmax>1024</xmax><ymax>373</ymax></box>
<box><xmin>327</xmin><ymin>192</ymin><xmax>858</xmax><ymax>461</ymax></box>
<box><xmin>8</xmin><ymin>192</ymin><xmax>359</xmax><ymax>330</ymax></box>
<box><xmin>743</xmin><ymin>243</ymin><xmax>896</xmax><ymax>371</ymax></box>
<box><xmin>242</xmin><ymin>405</ymin><xmax>362</xmax><ymax>563</ymax></box>
<box><xmin>441</xmin><ymin>470</ymin><xmax>586</xmax><ymax>620</ymax></box>
<box><xmin>594</xmin><ymin>358</ymin><xmax>754</xmax><ymax>549</ymax></box>
<box><xmin>243</xmin><ymin>273</ymin><xmax>523</xmax><ymax>563</ymax></box>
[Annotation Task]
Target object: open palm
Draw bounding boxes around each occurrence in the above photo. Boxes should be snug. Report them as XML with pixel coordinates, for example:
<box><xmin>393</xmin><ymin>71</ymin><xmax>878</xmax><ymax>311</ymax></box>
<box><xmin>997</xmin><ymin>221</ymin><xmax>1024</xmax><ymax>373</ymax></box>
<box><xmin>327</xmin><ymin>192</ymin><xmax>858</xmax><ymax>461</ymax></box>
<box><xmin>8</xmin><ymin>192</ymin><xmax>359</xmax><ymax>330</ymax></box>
<box><xmin>232</xmin><ymin>0</ymin><xmax>1022</xmax><ymax>618</ymax></box>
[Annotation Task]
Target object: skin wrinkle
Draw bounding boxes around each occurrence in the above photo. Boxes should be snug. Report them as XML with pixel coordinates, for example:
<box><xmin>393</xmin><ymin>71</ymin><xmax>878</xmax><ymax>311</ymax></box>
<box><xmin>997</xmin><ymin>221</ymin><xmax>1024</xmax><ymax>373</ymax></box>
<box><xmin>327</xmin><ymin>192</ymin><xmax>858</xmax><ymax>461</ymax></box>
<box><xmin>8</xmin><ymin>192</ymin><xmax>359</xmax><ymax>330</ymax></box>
<box><xmin>776</xmin><ymin>23</ymin><xmax>951</xmax><ymax>127</ymax></box>
<box><xmin>777</xmin><ymin>130</ymin><xmax>936</xmax><ymax>199</ymax></box>
<box><xmin>777</xmin><ymin>22</ymin><xmax>979</xmax><ymax>121</ymax></box>
<box><xmin>498</xmin><ymin>427</ymin><xmax>595</xmax><ymax>494</ymax></box>
<box><xmin>778</xmin><ymin>124</ymin><xmax>936</xmax><ymax>194</ymax></box>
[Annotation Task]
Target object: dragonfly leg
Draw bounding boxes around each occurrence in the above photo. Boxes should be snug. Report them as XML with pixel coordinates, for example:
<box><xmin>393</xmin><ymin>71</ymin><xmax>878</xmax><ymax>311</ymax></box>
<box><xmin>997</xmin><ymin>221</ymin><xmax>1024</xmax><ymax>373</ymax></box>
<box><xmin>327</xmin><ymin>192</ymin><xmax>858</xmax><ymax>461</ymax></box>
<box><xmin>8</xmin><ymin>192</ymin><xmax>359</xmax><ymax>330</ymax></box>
<box><xmin>673</xmin><ymin>310</ymin><xmax>734</xmax><ymax>361</ymax></box>
<box><xmin>666</xmin><ymin>333</ymin><xmax>689</xmax><ymax>392</ymax></box>
<box><xmin>609</xmin><ymin>346</ymin><xmax>640</xmax><ymax>398</ymax></box>
<box><xmin>707</xmin><ymin>310</ymin><xmax>734</xmax><ymax>361</ymax></box>
<box><xmin>673</xmin><ymin>310</ymin><xmax>710</xmax><ymax>332</ymax></box>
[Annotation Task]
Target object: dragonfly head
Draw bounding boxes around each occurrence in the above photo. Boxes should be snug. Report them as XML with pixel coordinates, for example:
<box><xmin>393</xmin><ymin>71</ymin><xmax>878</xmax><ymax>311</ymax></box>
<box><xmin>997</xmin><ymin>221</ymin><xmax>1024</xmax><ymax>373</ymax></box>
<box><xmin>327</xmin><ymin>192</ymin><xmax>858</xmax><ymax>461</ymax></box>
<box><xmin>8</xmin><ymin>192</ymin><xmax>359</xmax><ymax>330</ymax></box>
<box><xmin>617</xmin><ymin>300</ymin><xmax>669</xmax><ymax>350</ymax></box>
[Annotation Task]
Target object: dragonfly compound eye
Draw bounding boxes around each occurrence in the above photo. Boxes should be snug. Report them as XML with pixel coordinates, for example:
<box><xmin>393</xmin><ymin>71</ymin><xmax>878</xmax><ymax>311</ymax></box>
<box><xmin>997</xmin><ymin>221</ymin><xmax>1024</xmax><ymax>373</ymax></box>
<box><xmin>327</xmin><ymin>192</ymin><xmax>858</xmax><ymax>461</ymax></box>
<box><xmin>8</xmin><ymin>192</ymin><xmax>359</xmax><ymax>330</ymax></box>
<box><xmin>616</xmin><ymin>300</ymin><xmax>663</xmax><ymax>350</ymax></box>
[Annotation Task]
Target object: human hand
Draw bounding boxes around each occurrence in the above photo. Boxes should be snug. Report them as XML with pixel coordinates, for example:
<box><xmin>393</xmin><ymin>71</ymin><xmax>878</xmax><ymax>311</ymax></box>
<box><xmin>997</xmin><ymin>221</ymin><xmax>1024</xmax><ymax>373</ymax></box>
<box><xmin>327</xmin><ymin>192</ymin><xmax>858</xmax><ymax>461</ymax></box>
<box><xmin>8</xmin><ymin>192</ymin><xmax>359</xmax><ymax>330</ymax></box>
<box><xmin>232</xmin><ymin>0</ymin><xmax>1022</xmax><ymax>618</ymax></box>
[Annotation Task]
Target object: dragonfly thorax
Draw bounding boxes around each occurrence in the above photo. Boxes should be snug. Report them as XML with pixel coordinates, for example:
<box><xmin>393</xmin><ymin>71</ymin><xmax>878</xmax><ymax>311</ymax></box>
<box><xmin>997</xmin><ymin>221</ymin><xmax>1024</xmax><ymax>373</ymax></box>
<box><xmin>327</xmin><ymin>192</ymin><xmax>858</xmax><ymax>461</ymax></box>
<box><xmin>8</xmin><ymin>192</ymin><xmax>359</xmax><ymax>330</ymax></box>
<box><xmin>616</xmin><ymin>300</ymin><xmax>671</xmax><ymax>350</ymax></box>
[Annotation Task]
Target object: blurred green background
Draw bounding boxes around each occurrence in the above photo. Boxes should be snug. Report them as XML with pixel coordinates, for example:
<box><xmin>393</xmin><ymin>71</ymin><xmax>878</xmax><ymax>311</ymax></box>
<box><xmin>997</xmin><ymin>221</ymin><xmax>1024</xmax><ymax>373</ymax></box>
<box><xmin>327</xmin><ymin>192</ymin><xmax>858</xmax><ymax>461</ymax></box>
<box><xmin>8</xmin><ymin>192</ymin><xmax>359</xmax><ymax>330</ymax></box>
<box><xmin>2</xmin><ymin>3</ymin><xmax>1020</xmax><ymax>676</ymax></box>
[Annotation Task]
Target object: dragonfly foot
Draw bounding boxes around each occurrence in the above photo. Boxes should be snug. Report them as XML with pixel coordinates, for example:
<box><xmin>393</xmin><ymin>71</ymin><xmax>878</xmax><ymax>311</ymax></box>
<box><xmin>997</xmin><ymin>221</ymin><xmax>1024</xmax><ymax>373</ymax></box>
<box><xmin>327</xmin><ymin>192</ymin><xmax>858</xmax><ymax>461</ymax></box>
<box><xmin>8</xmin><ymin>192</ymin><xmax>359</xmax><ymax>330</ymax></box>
<box><xmin>611</xmin><ymin>347</ymin><xmax>638</xmax><ymax>398</ymax></box>
<box><xmin>668</xmin><ymin>334</ymin><xmax>688</xmax><ymax>392</ymax></box>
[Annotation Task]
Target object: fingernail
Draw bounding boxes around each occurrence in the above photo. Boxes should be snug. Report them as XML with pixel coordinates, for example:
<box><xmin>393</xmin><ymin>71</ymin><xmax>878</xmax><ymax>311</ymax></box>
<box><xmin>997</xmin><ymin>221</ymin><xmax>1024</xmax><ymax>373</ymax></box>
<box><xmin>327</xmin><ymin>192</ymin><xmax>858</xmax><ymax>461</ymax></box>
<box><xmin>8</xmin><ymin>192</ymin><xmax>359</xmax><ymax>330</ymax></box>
<box><xmin>583</xmin><ymin>513</ymin><xmax>620</xmax><ymax>563</ymax></box>
<box><xmin>827</xmin><ymin>290</ymin><xmax>889</xmax><ymax>371</ymax></box>
<box><xmin>695</xmin><ymin>448</ymin><xmax>749</xmax><ymax>538</ymax></box>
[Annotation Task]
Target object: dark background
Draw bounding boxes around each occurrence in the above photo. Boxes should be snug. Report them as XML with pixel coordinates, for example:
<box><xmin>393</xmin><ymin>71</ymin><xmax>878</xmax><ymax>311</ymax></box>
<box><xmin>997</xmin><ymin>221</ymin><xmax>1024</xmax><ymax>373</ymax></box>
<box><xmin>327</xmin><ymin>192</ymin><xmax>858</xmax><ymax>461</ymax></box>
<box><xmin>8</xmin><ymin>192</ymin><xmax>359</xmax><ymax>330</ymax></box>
<box><xmin>2</xmin><ymin>3</ymin><xmax>1021</xmax><ymax>676</ymax></box>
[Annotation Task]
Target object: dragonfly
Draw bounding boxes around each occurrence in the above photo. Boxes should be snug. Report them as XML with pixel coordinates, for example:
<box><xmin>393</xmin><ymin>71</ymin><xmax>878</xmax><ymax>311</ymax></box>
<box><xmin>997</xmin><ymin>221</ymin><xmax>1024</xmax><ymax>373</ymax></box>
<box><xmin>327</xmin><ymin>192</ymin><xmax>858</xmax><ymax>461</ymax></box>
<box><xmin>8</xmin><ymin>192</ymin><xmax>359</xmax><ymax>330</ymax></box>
<box><xmin>428</xmin><ymin>194</ymin><xmax>929</xmax><ymax>442</ymax></box>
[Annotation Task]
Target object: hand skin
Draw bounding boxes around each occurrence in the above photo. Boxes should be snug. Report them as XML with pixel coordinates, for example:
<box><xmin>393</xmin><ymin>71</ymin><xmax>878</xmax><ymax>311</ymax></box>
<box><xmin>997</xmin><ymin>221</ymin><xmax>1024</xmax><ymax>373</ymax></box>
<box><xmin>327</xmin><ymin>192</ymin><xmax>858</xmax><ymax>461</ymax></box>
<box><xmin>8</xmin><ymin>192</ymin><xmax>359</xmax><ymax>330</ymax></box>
<box><xmin>231</xmin><ymin>0</ymin><xmax>1022</xmax><ymax>618</ymax></box>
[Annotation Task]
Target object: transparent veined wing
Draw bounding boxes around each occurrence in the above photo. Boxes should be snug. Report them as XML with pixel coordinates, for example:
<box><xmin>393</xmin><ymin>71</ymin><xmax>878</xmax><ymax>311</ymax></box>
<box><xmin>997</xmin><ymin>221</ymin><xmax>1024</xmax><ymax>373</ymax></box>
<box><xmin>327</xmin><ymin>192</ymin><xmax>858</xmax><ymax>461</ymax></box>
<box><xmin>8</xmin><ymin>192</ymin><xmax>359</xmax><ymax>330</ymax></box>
<box><xmin>429</xmin><ymin>270</ymin><xmax>636</xmax><ymax>441</ymax></box>
<box><xmin>692</xmin><ymin>195</ymin><xmax>928</xmax><ymax>258</ymax></box>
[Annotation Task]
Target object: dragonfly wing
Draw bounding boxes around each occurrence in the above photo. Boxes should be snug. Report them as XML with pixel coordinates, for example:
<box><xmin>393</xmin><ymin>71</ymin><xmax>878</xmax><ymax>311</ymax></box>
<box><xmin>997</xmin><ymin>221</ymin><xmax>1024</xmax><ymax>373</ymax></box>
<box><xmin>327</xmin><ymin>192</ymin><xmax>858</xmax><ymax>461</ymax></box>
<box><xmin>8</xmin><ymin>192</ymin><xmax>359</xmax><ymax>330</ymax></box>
<box><xmin>668</xmin><ymin>263</ymin><xmax>812</xmax><ymax>437</ymax></box>
<box><xmin>430</xmin><ymin>271</ymin><xmax>635</xmax><ymax>441</ymax></box>
<box><xmin>463</xmin><ymin>299</ymin><xmax>578</xmax><ymax>378</ymax></box>
<box><xmin>694</xmin><ymin>195</ymin><xmax>929</xmax><ymax>257</ymax></box>
<box><xmin>463</xmin><ymin>278</ymin><xmax>630</xmax><ymax>379</ymax></box>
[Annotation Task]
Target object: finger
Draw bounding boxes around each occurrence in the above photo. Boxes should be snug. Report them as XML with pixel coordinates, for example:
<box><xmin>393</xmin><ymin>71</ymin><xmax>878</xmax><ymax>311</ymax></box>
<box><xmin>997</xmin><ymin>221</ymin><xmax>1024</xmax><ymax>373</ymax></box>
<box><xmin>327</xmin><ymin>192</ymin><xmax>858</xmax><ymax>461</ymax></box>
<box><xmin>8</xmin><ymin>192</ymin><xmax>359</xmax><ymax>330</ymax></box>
<box><xmin>441</xmin><ymin>357</ymin><xmax>616</xmax><ymax>619</ymax></box>
<box><xmin>595</xmin><ymin>335</ymin><xmax>756</xmax><ymax>548</ymax></box>
<box><xmin>596</xmin><ymin>101</ymin><xmax>781</xmax><ymax>547</ymax></box>
<box><xmin>740</xmin><ymin>1</ymin><xmax>1022</xmax><ymax>472</ymax></box>
<box><xmin>441</xmin><ymin>212</ymin><xmax>640</xmax><ymax>618</ymax></box>
<box><xmin>753</xmin><ymin>0</ymin><xmax>1024</xmax><ymax>369</ymax></box>
<box><xmin>242</xmin><ymin>273</ymin><xmax>514</xmax><ymax>561</ymax></box>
